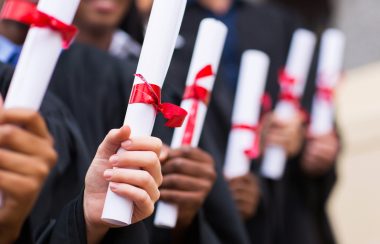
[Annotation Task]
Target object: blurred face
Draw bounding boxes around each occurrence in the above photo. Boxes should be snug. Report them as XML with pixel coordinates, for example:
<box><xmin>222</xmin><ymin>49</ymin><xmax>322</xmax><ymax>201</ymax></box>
<box><xmin>198</xmin><ymin>0</ymin><xmax>232</xmax><ymax>15</ymax></box>
<box><xmin>76</xmin><ymin>0</ymin><xmax>131</xmax><ymax>32</ymax></box>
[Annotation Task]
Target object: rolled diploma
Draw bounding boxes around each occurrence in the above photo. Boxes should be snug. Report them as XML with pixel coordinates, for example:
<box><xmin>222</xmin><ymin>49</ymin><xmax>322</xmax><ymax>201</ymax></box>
<box><xmin>261</xmin><ymin>29</ymin><xmax>316</xmax><ymax>180</ymax></box>
<box><xmin>0</xmin><ymin>0</ymin><xmax>79</xmax><ymax>207</ymax></box>
<box><xmin>101</xmin><ymin>0</ymin><xmax>187</xmax><ymax>226</ymax></box>
<box><xmin>223</xmin><ymin>50</ymin><xmax>270</xmax><ymax>179</ymax></box>
<box><xmin>154</xmin><ymin>18</ymin><xmax>227</xmax><ymax>228</ymax></box>
<box><xmin>310</xmin><ymin>29</ymin><xmax>345</xmax><ymax>135</ymax></box>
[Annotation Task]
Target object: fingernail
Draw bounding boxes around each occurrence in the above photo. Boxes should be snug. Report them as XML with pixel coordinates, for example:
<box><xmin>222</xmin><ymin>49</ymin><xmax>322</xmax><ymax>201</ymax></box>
<box><xmin>109</xmin><ymin>182</ymin><xmax>119</xmax><ymax>191</ymax></box>
<box><xmin>109</xmin><ymin>155</ymin><xmax>119</xmax><ymax>165</ymax></box>
<box><xmin>103</xmin><ymin>169</ymin><xmax>113</xmax><ymax>180</ymax></box>
<box><xmin>121</xmin><ymin>140</ymin><xmax>132</xmax><ymax>149</ymax></box>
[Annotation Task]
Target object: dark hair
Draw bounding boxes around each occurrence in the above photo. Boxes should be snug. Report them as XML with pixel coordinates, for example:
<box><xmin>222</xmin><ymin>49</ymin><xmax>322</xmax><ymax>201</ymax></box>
<box><xmin>118</xmin><ymin>0</ymin><xmax>145</xmax><ymax>44</ymax></box>
<box><xmin>270</xmin><ymin>0</ymin><xmax>334</xmax><ymax>31</ymax></box>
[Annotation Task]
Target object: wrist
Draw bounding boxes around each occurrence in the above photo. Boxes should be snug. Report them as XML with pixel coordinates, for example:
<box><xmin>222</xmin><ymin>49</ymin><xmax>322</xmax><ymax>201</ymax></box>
<box><xmin>83</xmin><ymin>195</ymin><xmax>109</xmax><ymax>244</ymax></box>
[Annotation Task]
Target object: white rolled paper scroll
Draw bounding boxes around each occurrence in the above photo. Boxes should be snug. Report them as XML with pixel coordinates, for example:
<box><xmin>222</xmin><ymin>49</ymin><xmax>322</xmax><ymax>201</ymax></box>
<box><xmin>101</xmin><ymin>0</ymin><xmax>187</xmax><ymax>226</ymax></box>
<box><xmin>261</xmin><ymin>29</ymin><xmax>316</xmax><ymax>180</ymax></box>
<box><xmin>1</xmin><ymin>0</ymin><xmax>79</xmax><ymax>207</ymax></box>
<box><xmin>154</xmin><ymin>18</ymin><xmax>227</xmax><ymax>229</ymax></box>
<box><xmin>309</xmin><ymin>29</ymin><xmax>345</xmax><ymax>135</ymax></box>
<box><xmin>223</xmin><ymin>50</ymin><xmax>270</xmax><ymax>179</ymax></box>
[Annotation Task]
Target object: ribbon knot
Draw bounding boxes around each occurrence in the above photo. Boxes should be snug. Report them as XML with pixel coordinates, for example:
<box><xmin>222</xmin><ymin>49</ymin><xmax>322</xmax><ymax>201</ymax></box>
<box><xmin>130</xmin><ymin>74</ymin><xmax>187</xmax><ymax>128</ymax></box>
<box><xmin>232</xmin><ymin>124</ymin><xmax>260</xmax><ymax>160</ymax></box>
<box><xmin>0</xmin><ymin>0</ymin><xmax>78</xmax><ymax>48</ymax></box>
<box><xmin>181</xmin><ymin>65</ymin><xmax>214</xmax><ymax>145</ymax></box>
<box><xmin>278</xmin><ymin>68</ymin><xmax>300</xmax><ymax>107</ymax></box>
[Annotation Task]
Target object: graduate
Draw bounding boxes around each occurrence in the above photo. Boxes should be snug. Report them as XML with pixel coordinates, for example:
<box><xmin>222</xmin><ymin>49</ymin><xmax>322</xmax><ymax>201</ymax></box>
<box><xmin>61</xmin><ymin>1</ymin><xmax>250</xmax><ymax>243</ymax></box>
<box><xmin>75</xmin><ymin>0</ymin><xmax>142</xmax><ymax>60</ymax></box>
<box><xmin>0</xmin><ymin>1</ymin><xmax>163</xmax><ymax>243</ymax></box>
<box><xmin>159</xmin><ymin>0</ymin><xmax>339</xmax><ymax>243</ymax></box>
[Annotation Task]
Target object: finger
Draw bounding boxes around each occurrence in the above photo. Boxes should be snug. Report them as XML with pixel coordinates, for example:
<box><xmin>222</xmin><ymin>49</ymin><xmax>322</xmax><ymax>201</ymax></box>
<box><xmin>159</xmin><ymin>144</ymin><xmax>170</xmax><ymax>162</ymax></box>
<box><xmin>159</xmin><ymin>189</ymin><xmax>202</xmax><ymax>206</ymax></box>
<box><xmin>109</xmin><ymin>182</ymin><xmax>154</xmax><ymax>219</ymax></box>
<box><xmin>0</xmin><ymin>125</ymin><xmax>57</xmax><ymax>164</ymax></box>
<box><xmin>110</xmin><ymin>150</ymin><xmax>162</xmax><ymax>185</ymax></box>
<box><xmin>104</xmin><ymin>168</ymin><xmax>160</xmax><ymax>202</ymax></box>
<box><xmin>229</xmin><ymin>183</ymin><xmax>257</xmax><ymax>198</ymax></box>
<box><xmin>0</xmin><ymin>109</ymin><xmax>51</xmax><ymax>140</ymax></box>
<box><xmin>233</xmin><ymin>188</ymin><xmax>257</xmax><ymax>202</ymax></box>
<box><xmin>96</xmin><ymin>126</ymin><xmax>131</xmax><ymax>159</ymax></box>
<box><xmin>265</xmin><ymin>133</ymin><xmax>287</xmax><ymax>146</ymax></box>
<box><xmin>161</xmin><ymin>174</ymin><xmax>211</xmax><ymax>192</ymax></box>
<box><xmin>162</xmin><ymin>157</ymin><xmax>215</xmax><ymax>179</ymax></box>
<box><xmin>168</xmin><ymin>146</ymin><xmax>213</xmax><ymax>164</ymax></box>
<box><xmin>0</xmin><ymin>169</ymin><xmax>39</xmax><ymax>201</ymax></box>
<box><xmin>0</xmin><ymin>149</ymin><xmax>52</xmax><ymax>179</ymax></box>
<box><xmin>121</xmin><ymin>136</ymin><xmax>162</xmax><ymax>157</ymax></box>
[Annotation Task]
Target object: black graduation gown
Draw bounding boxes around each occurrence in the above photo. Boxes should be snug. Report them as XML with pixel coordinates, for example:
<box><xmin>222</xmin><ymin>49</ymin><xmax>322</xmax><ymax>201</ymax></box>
<box><xmin>158</xmin><ymin>1</ymin><xmax>336</xmax><ymax>244</ymax></box>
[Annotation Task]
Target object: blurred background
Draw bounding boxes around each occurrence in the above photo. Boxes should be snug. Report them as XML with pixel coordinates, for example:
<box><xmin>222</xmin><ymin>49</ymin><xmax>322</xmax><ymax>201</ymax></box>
<box><xmin>244</xmin><ymin>0</ymin><xmax>380</xmax><ymax>243</ymax></box>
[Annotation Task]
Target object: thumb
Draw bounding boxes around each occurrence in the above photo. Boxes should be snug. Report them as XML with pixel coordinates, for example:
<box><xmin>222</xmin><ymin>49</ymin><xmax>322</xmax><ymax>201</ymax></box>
<box><xmin>95</xmin><ymin>126</ymin><xmax>131</xmax><ymax>159</ymax></box>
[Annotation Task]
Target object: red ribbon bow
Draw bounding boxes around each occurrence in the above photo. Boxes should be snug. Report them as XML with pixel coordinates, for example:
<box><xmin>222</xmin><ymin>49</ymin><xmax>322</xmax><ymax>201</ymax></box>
<box><xmin>130</xmin><ymin>74</ymin><xmax>187</xmax><ymax>128</ymax></box>
<box><xmin>181</xmin><ymin>65</ymin><xmax>214</xmax><ymax>145</ymax></box>
<box><xmin>0</xmin><ymin>0</ymin><xmax>78</xmax><ymax>48</ymax></box>
<box><xmin>232</xmin><ymin>124</ymin><xmax>260</xmax><ymax>160</ymax></box>
<box><xmin>278</xmin><ymin>68</ymin><xmax>300</xmax><ymax>107</ymax></box>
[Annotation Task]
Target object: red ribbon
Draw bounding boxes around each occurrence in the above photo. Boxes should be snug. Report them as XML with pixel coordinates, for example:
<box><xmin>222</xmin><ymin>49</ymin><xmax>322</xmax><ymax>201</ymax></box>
<box><xmin>261</xmin><ymin>92</ymin><xmax>273</xmax><ymax>114</ymax></box>
<box><xmin>232</xmin><ymin>124</ymin><xmax>260</xmax><ymax>160</ymax></box>
<box><xmin>278</xmin><ymin>68</ymin><xmax>300</xmax><ymax>107</ymax></box>
<box><xmin>130</xmin><ymin>74</ymin><xmax>187</xmax><ymax>128</ymax></box>
<box><xmin>316</xmin><ymin>85</ymin><xmax>334</xmax><ymax>102</ymax></box>
<box><xmin>0</xmin><ymin>0</ymin><xmax>78</xmax><ymax>48</ymax></box>
<box><xmin>181</xmin><ymin>65</ymin><xmax>214</xmax><ymax>145</ymax></box>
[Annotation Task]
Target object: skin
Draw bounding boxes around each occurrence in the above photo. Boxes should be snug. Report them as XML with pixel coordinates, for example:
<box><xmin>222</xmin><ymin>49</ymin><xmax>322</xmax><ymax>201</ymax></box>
<box><xmin>301</xmin><ymin>132</ymin><xmax>339</xmax><ymax>177</ymax></box>
<box><xmin>0</xmin><ymin>108</ymin><xmax>57</xmax><ymax>243</ymax></box>
<box><xmin>198</xmin><ymin>0</ymin><xmax>233</xmax><ymax>15</ymax></box>
<box><xmin>84</xmin><ymin>126</ymin><xmax>163</xmax><ymax>243</ymax></box>
<box><xmin>135</xmin><ymin>0</ymin><xmax>153</xmax><ymax>21</ymax></box>
<box><xmin>159</xmin><ymin>145</ymin><xmax>216</xmax><ymax>241</ymax></box>
<box><xmin>75</xmin><ymin>0</ymin><xmax>132</xmax><ymax>50</ymax></box>
<box><xmin>261</xmin><ymin>111</ymin><xmax>306</xmax><ymax>158</ymax></box>
<box><xmin>227</xmin><ymin>173</ymin><xmax>261</xmax><ymax>220</ymax></box>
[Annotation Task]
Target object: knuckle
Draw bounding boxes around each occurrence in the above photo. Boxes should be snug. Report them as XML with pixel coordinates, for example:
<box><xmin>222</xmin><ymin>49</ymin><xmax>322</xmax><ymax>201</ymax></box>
<box><xmin>171</xmin><ymin>159</ymin><xmax>181</xmax><ymax>172</ymax></box>
<box><xmin>146</xmin><ymin>151</ymin><xmax>159</xmax><ymax>166</ymax></box>
<box><xmin>139</xmin><ymin>170</ymin><xmax>152</xmax><ymax>185</ymax></box>
<box><xmin>136</xmin><ymin>190</ymin><xmax>150</xmax><ymax>205</ymax></box>
<box><xmin>152</xmin><ymin>137</ymin><xmax>162</xmax><ymax>150</ymax></box>
<box><xmin>0</xmin><ymin>124</ymin><xmax>17</xmax><ymax>140</ymax></box>
<box><xmin>145</xmin><ymin>202</ymin><xmax>155</xmax><ymax>217</ymax></box>
<box><xmin>34</xmin><ymin>162</ymin><xmax>50</xmax><ymax>179</ymax></box>
<box><xmin>46</xmin><ymin>149</ymin><xmax>58</xmax><ymax>168</ymax></box>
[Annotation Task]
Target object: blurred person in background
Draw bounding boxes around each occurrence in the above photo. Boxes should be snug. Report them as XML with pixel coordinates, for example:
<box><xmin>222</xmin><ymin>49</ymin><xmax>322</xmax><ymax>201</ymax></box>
<box><xmin>268</xmin><ymin>0</ymin><xmax>335</xmax><ymax>34</ymax></box>
<box><xmin>157</xmin><ymin>0</ymin><xmax>340</xmax><ymax>243</ymax></box>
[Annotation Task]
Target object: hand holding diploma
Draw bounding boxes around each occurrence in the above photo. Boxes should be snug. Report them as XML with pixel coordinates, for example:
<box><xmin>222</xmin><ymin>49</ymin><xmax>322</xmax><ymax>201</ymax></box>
<box><xmin>261</xmin><ymin>29</ymin><xmax>316</xmax><ymax>180</ymax></box>
<box><xmin>0</xmin><ymin>0</ymin><xmax>79</xmax><ymax>207</ymax></box>
<box><xmin>223</xmin><ymin>50</ymin><xmax>270</xmax><ymax>179</ymax></box>
<box><xmin>302</xmin><ymin>29</ymin><xmax>345</xmax><ymax>177</ymax></box>
<box><xmin>84</xmin><ymin>126</ymin><xmax>163</xmax><ymax>243</ymax></box>
<box><xmin>101</xmin><ymin>0</ymin><xmax>188</xmax><ymax>226</ymax></box>
<box><xmin>154</xmin><ymin>18</ymin><xmax>227</xmax><ymax>229</ymax></box>
<box><xmin>0</xmin><ymin>102</ymin><xmax>57</xmax><ymax>243</ymax></box>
